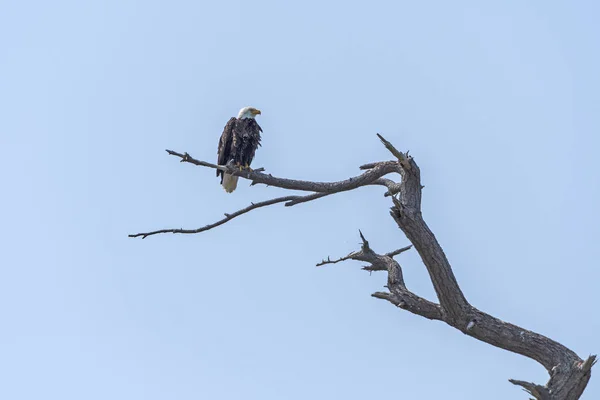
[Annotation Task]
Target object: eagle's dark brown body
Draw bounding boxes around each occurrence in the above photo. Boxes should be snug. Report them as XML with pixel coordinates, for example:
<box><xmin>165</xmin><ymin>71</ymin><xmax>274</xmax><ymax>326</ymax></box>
<box><xmin>216</xmin><ymin>117</ymin><xmax>262</xmax><ymax>191</ymax></box>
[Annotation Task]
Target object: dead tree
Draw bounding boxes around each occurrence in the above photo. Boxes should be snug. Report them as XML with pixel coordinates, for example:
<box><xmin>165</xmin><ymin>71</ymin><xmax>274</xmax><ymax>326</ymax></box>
<box><xmin>130</xmin><ymin>135</ymin><xmax>595</xmax><ymax>399</ymax></box>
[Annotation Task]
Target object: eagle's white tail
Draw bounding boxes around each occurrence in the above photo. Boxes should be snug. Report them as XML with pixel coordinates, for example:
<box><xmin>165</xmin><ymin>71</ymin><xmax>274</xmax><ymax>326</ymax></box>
<box><xmin>222</xmin><ymin>174</ymin><xmax>238</xmax><ymax>193</ymax></box>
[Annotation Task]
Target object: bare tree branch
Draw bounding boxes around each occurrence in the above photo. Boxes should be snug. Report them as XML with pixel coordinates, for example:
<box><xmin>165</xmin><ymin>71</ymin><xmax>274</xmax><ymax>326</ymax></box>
<box><xmin>131</xmin><ymin>135</ymin><xmax>595</xmax><ymax>399</ymax></box>
<box><xmin>385</xmin><ymin>245</ymin><xmax>413</xmax><ymax>258</ymax></box>
<box><xmin>127</xmin><ymin>173</ymin><xmax>401</xmax><ymax>239</ymax></box>
<box><xmin>376</xmin><ymin>133</ymin><xmax>407</xmax><ymax>164</ymax></box>
<box><xmin>166</xmin><ymin>150</ymin><xmax>223</xmax><ymax>169</ymax></box>
<box><xmin>130</xmin><ymin>150</ymin><xmax>402</xmax><ymax>238</ymax></box>
<box><xmin>360</xmin><ymin>161</ymin><xmax>395</xmax><ymax>170</ymax></box>
<box><xmin>284</xmin><ymin>192</ymin><xmax>330</xmax><ymax>206</ymax></box>
<box><xmin>317</xmin><ymin>230</ymin><xmax>443</xmax><ymax>321</ymax></box>
<box><xmin>316</xmin><ymin>252</ymin><xmax>358</xmax><ymax>267</ymax></box>
<box><xmin>509</xmin><ymin>380</ymin><xmax>551</xmax><ymax>400</ymax></box>
<box><xmin>166</xmin><ymin>149</ymin><xmax>401</xmax><ymax>193</ymax></box>
<box><xmin>129</xmin><ymin>196</ymin><xmax>298</xmax><ymax>239</ymax></box>
<box><xmin>371</xmin><ymin>178</ymin><xmax>402</xmax><ymax>196</ymax></box>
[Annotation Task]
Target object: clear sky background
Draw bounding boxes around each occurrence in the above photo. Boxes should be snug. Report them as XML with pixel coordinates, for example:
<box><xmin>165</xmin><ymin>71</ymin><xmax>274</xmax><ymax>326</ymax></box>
<box><xmin>1</xmin><ymin>0</ymin><xmax>598</xmax><ymax>399</ymax></box>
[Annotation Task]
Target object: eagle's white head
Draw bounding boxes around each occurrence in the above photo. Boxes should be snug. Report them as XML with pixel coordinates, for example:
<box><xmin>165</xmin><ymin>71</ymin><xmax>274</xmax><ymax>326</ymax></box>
<box><xmin>237</xmin><ymin>106</ymin><xmax>262</xmax><ymax>119</ymax></box>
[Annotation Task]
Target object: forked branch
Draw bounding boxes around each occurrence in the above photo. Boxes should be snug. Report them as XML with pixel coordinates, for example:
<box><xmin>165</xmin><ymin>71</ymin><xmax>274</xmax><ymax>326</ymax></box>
<box><xmin>129</xmin><ymin>151</ymin><xmax>402</xmax><ymax>238</ymax></box>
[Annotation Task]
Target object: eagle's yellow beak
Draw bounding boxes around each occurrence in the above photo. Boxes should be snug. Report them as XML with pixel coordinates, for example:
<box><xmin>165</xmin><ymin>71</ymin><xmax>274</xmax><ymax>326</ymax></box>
<box><xmin>251</xmin><ymin>109</ymin><xmax>262</xmax><ymax>115</ymax></box>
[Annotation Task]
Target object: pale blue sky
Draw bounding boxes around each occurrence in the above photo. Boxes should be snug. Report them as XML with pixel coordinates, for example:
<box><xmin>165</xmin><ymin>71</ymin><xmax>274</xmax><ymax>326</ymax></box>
<box><xmin>1</xmin><ymin>0</ymin><xmax>599</xmax><ymax>399</ymax></box>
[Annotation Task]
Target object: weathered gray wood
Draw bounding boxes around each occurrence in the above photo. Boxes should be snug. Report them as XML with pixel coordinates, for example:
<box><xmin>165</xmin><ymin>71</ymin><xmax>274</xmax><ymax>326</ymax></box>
<box><xmin>131</xmin><ymin>137</ymin><xmax>595</xmax><ymax>399</ymax></box>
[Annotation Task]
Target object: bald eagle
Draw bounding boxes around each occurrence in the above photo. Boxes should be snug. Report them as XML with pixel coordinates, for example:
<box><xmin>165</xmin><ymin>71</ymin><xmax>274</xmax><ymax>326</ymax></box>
<box><xmin>217</xmin><ymin>106</ymin><xmax>262</xmax><ymax>193</ymax></box>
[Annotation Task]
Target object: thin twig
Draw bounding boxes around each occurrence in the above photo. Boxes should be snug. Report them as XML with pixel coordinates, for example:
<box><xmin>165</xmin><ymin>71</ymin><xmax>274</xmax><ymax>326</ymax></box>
<box><xmin>166</xmin><ymin>150</ymin><xmax>225</xmax><ymax>170</ymax></box>
<box><xmin>316</xmin><ymin>252</ymin><xmax>358</xmax><ymax>267</ymax></box>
